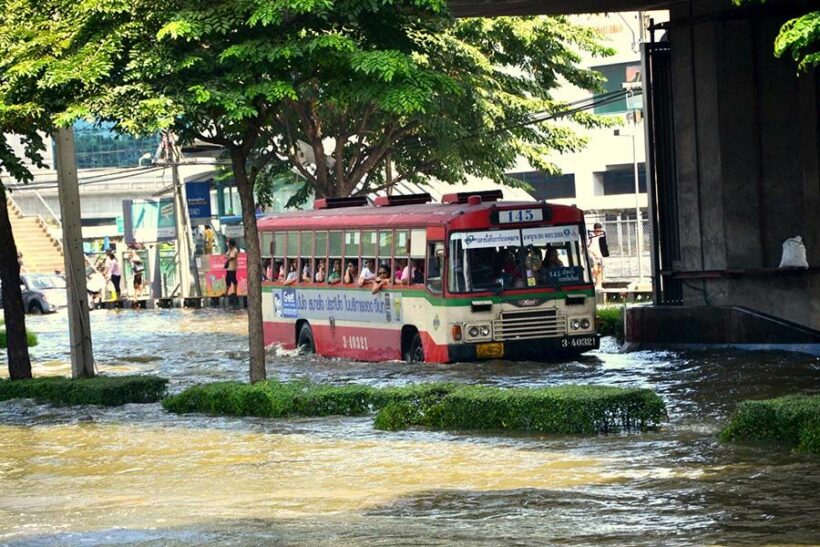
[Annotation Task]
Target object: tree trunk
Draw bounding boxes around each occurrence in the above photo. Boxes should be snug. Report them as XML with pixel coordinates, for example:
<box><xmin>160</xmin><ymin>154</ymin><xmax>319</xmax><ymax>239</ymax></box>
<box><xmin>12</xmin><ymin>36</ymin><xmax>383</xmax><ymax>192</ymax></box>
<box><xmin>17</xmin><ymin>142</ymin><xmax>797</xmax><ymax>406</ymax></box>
<box><xmin>232</xmin><ymin>154</ymin><xmax>267</xmax><ymax>383</ymax></box>
<box><xmin>0</xmin><ymin>191</ymin><xmax>32</xmax><ymax>379</ymax></box>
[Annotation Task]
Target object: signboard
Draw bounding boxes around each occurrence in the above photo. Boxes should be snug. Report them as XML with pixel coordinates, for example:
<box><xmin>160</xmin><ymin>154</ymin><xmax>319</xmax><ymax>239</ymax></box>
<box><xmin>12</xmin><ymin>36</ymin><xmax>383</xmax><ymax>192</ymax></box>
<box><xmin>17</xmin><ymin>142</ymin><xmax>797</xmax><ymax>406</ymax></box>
<box><xmin>547</xmin><ymin>266</ymin><xmax>584</xmax><ymax>284</ymax></box>
<box><xmin>123</xmin><ymin>198</ymin><xmax>176</xmax><ymax>243</ymax></box>
<box><xmin>224</xmin><ymin>225</ymin><xmax>244</xmax><ymax>238</ymax></box>
<box><xmin>186</xmin><ymin>181</ymin><xmax>212</xmax><ymax>222</ymax></box>
<box><xmin>462</xmin><ymin>229</ymin><xmax>521</xmax><ymax>249</ymax></box>
<box><xmin>497</xmin><ymin>208</ymin><xmax>544</xmax><ymax>224</ymax></box>
<box><xmin>203</xmin><ymin>253</ymin><xmax>248</xmax><ymax>296</ymax></box>
<box><xmin>522</xmin><ymin>225</ymin><xmax>580</xmax><ymax>245</ymax></box>
<box><xmin>272</xmin><ymin>287</ymin><xmax>403</xmax><ymax>324</ymax></box>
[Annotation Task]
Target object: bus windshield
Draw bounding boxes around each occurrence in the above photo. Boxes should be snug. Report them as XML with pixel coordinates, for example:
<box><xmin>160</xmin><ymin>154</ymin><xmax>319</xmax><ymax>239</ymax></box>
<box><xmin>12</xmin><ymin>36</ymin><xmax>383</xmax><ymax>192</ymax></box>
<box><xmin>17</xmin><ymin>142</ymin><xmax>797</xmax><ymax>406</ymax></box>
<box><xmin>448</xmin><ymin>225</ymin><xmax>591</xmax><ymax>293</ymax></box>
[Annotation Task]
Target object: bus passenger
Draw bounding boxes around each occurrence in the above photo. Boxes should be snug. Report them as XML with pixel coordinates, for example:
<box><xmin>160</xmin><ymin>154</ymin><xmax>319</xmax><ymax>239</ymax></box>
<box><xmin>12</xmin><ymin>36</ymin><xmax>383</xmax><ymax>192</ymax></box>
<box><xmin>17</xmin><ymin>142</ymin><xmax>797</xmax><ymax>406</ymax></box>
<box><xmin>275</xmin><ymin>261</ymin><xmax>285</xmax><ymax>281</ymax></box>
<box><xmin>283</xmin><ymin>261</ymin><xmax>298</xmax><ymax>285</ymax></box>
<box><xmin>358</xmin><ymin>259</ymin><xmax>376</xmax><ymax>286</ymax></box>
<box><xmin>328</xmin><ymin>261</ymin><xmax>342</xmax><ymax>284</ymax></box>
<box><xmin>343</xmin><ymin>262</ymin><xmax>358</xmax><ymax>284</ymax></box>
<box><xmin>372</xmin><ymin>266</ymin><xmax>391</xmax><ymax>294</ymax></box>
<box><xmin>411</xmin><ymin>260</ymin><xmax>424</xmax><ymax>284</ymax></box>
<box><xmin>546</xmin><ymin>246</ymin><xmax>564</xmax><ymax>268</ymax></box>
<box><xmin>396</xmin><ymin>259</ymin><xmax>411</xmax><ymax>285</ymax></box>
<box><xmin>301</xmin><ymin>262</ymin><xmax>312</xmax><ymax>282</ymax></box>
<box><xmin>315</xmin><ymin>262</ymin><xmax>326</xmax><ymax>282</ymax></box>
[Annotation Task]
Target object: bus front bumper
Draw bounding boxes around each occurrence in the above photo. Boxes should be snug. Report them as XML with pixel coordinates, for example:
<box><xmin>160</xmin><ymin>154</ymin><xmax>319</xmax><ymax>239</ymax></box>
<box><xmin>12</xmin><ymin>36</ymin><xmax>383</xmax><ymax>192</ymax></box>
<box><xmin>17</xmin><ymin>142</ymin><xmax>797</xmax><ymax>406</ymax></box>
<box><xmin>447</xmin><ymin>334</ymin><xmax>600</xmax><ymax>362</ymax></box>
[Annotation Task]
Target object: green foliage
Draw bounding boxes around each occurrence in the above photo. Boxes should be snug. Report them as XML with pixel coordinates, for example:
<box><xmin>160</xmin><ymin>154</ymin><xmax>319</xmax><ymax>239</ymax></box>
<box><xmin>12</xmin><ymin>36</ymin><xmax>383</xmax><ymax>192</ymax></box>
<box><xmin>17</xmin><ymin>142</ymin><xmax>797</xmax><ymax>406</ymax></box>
<box><xmin>389</xmin><ymin>385</ymin><xmax>666</xmax><ymax>434</ymax></box>
<box><xmin>0</xmin><ymin>327</ymin><xmax>38</xmax><ymax>348</ymax></box>
<box><xmin>734</xmin><ymin>3</ymin><xmax>819</xmax><ymax>72</ymax></box>
<box><xmin>1</xmin><ymin>0</ymin><xmax>612</xmax><ymax>197</ymax></box>
<box><xmin>774</xmin><ymin>11</ymin><xmax>820</xmax><ymax>72</ymax></box>
<box><xmin>164</xmin><ymin>380</ymin><xmax>666</xmax><ymax>435</ymax></box>
<box><xmin>596</xmin><ymin>306</ymin><xmax>625</xmax><ymax>342</ymax></box>
<box><xmin>0</xmin><ymin>375</ymin><xmax>168</xmax><ymax>406</ymax></box>
<box><xmin>720</xmin><ymin>393</ymin><xmax>820</xmax><ymax>454</ymax></box>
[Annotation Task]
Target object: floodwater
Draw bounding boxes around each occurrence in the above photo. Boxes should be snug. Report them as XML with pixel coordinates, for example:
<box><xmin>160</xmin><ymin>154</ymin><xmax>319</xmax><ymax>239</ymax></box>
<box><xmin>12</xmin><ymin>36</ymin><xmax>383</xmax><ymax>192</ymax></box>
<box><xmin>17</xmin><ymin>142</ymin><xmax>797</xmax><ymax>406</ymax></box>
<box><xmin>1</xmin><ymin>309</ymin><xmax>819</xmax><ymax>545</ymax></box>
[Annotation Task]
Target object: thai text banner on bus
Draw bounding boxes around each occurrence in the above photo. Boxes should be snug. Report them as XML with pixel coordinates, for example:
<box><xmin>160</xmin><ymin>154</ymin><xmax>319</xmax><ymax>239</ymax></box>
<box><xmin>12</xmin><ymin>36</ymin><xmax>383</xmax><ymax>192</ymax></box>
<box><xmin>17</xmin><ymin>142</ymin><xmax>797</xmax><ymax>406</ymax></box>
<box><xmin>522</xmin><ymin>225</ymin><xmax>580</xmax><ymax>245</ymax></box>
<box><xmin>461</xmin><ymin>225</ymin><xmax>581</xmax><ymax>250</ymax></box>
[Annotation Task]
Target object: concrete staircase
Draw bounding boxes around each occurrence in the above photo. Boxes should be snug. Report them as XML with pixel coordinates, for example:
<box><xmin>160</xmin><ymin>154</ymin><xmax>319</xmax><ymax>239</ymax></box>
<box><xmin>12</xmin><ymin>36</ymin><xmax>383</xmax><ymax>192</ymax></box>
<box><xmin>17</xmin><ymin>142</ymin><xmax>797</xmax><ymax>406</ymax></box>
<box><xmin>7</xmin><ymin>198</ymin><xmax>64</xmax><ymax>273</ymax></box>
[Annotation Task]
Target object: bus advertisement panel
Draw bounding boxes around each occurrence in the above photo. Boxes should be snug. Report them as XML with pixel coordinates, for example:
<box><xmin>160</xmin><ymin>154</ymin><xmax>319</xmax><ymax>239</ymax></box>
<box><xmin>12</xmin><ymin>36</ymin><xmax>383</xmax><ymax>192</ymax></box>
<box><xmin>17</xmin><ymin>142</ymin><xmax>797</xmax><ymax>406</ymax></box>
<box><xmin>203</xmin><ymin>253</ymin><xmax>248</xmax><ymax>296</ymax></box>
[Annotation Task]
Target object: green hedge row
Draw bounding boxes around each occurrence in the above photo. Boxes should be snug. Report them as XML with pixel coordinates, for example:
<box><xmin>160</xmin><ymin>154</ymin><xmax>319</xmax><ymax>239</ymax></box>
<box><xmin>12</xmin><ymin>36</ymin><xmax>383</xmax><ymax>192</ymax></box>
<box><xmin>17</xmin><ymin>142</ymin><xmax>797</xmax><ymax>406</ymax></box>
<box><xmin>596</xmin><ymin>306</ymin><xmax>624</xmax><ymax>341</ymax></box>
<box><xmin>163</xmin><ymin>381</ymin><xmax>667</xmax><ymax>435</ymax></box>
<box><xmin>720</xmin><ymin>394</ymin><xmax>820</xmax><ymax>454</ymax></box>
<box><xmin>0</xmin><ymin>329</ymin><xmax>38</xmax><ymax>348</ymax></box>
<box><xmin>374</xmin><ymin>385</ymin><xmax>666</xmax><ymax>433</ymax></box>
<box><xmin>0</xmin><ymin>375</ymin><xmax>168</xmax><ymax>406</ymax></box>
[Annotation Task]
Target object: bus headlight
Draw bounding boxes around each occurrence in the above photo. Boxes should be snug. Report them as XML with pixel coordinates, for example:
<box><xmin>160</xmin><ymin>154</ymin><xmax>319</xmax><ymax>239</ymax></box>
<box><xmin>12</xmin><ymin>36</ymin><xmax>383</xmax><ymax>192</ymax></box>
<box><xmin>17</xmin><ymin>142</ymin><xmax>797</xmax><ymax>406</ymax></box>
<box><xmin>580</xmin><ymin>318</ymin><xmax>591</xmax><ymax>330</ymax></box>
<box><xmin>464</xmin><ymin>323</ymin><xmax>492</xmax><ymax>340</ymax></box>
<box><xmin>570</xmin><ymin>319</ymin><xmax>581</xmax><ymax>330</ymax></box>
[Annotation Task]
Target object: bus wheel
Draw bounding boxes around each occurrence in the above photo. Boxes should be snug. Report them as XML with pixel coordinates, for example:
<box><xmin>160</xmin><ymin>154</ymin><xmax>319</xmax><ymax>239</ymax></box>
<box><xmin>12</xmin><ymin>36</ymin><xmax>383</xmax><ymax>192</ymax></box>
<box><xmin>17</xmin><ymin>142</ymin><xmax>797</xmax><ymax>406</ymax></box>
<box><xmin>297</xmin><ymin>323</ymin><xmax>315</xmax><ymax>354</ymax></box>
<box><xmin>405</xmin><ymin>332</ymin><xmax>424</xmax><ymax>363</ymax></box>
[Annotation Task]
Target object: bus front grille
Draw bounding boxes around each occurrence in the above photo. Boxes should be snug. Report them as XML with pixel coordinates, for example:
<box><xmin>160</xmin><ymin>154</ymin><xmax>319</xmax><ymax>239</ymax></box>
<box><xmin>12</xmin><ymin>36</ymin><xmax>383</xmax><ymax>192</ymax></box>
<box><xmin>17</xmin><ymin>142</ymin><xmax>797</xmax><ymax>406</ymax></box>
<box><xmin>494</xmin><ymin>309</ymin><xmax>565</xmax><ymax>341</ymax></box>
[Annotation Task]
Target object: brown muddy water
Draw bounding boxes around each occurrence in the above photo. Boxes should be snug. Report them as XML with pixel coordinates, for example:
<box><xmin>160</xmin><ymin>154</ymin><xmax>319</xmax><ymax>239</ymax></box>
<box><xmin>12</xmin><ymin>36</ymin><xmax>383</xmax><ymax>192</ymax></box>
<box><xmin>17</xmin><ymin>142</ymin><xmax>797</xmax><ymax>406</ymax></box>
<box><xmin>1</xmin><ymin>308</ymin><xmax>819</xmax><ymax>545</ymax></box>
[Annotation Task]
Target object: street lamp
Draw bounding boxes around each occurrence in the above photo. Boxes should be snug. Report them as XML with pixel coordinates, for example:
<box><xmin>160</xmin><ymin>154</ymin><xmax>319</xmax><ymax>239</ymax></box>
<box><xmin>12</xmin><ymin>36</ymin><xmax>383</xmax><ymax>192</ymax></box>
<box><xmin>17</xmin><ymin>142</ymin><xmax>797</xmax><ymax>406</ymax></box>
<box><xmin>614</xmin><ymin>98</ymin><xmax>644</xmax><ymax>282</ymax></box>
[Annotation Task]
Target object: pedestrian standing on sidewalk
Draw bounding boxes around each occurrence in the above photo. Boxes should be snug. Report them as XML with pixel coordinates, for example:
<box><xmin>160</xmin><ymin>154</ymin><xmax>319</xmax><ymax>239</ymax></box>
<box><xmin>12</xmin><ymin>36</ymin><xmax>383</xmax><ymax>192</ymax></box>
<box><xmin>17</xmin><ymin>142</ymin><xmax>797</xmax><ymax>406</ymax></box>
<box><xmin>105</xmin><ymin>250</ymin><xmax>122</xmax><ymax>299</ymax></box>
<box><xmin>224</xmin><ymin>238</ymin><xmax>239</xmax><ymax>297</ymax></box>
<box><xmin>129</xmin><ymin>246</ymin><xmax>144</xmax><ymax>303</ymax></box>
<box><xmin>203</xmin><ymin>225</ymin><xmax>215</xmax><ymax>255</ymax></box>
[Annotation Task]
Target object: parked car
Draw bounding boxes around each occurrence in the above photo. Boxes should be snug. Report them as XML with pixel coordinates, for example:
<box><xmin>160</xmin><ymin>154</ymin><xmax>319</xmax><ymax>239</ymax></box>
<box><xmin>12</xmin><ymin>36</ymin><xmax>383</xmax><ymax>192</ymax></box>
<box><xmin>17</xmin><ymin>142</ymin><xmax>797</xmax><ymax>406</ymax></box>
<box><xmin>0</xmin><ymin>273</ymin><xmax>66</xmax><ymax>314</ymax></box>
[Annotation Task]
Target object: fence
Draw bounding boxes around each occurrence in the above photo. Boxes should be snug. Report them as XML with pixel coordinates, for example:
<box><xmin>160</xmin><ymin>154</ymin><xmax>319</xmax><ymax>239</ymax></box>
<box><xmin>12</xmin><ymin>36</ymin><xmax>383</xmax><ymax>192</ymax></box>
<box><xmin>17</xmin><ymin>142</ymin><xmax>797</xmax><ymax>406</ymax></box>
<box><xmin>588</xmin><ymin>215</ymin><xmax>652</xmax><ymax>282</ymax></box>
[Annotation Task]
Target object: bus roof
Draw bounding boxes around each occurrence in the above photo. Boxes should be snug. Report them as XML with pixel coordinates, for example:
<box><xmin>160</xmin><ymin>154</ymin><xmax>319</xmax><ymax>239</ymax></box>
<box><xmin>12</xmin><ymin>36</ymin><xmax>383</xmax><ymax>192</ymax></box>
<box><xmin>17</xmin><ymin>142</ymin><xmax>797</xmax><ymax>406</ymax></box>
<box><xmin>257</xmin><ymin>199</ymin><xmax>585</xmax><ymax>231</ymax></box>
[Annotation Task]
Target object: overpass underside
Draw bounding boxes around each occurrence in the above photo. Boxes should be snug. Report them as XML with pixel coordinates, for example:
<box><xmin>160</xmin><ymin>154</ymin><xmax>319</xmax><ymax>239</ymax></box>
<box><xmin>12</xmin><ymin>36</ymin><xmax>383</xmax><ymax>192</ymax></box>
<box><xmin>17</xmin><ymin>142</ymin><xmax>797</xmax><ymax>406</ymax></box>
<box><xmin>452</xmin><ymin>0</ymin><xmax>820</xmax><ymax>349</ymax></box>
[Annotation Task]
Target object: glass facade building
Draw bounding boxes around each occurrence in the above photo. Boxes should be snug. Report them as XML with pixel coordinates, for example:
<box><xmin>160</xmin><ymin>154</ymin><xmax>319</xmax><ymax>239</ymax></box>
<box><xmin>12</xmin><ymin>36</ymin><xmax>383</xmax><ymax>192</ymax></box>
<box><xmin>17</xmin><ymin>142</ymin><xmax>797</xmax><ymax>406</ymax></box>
<box><xmin>70</xmin><ymin>121</ymin><xmax>160</xmax><ymax>169</ymax></box>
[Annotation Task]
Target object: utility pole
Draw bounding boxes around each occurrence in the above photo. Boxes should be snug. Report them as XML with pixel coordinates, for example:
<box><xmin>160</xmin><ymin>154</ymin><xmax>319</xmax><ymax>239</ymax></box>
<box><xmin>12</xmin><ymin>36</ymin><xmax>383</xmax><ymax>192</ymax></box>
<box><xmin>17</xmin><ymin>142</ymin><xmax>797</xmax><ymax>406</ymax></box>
<box><xmin>55</xmin><ymin>127</ymin><xmax>95</xmax><ymax>378</ymax></box>
<box><xmin>631</xmin><ymin>111</ymin><xmax>644</xmax><ymax>282</ymax></box>
<box><xmin>167</xmin><ymin>134</ymin><xmax>201</xmax><ymax>300</ymax></box>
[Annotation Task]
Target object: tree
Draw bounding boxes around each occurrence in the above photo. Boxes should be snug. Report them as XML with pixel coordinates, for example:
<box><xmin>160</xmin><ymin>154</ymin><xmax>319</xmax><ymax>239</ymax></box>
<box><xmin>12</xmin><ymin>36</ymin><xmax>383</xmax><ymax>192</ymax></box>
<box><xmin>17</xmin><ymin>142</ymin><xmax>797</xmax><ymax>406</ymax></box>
<box><xmin>0</xmin><ymin>106</ymin><xmax>47</xmax><ymax>379</ymax></box>
<box><xmin>0</xmin><ymin>0</ymin><xmax>108</xmax><ymax>379</ymax></box>
<box><xmin>250</xmin><ymin>15</ymin><xmax>612</xmax><ymax>200</ymax></box>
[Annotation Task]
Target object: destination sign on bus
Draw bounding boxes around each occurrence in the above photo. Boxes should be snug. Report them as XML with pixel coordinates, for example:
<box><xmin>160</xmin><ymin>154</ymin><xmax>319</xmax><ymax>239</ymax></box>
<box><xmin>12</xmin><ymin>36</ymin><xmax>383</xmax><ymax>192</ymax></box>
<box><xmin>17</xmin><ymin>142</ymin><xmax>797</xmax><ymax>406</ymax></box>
<box><xmin>522</xmin><ymin>225</ymin><xmax>580</xmax><ymax>245</ymax></box>
<box><xmin>462</xmin><ymin>229</ymin><xmax>521</xmax><ymax>249</ymax></box>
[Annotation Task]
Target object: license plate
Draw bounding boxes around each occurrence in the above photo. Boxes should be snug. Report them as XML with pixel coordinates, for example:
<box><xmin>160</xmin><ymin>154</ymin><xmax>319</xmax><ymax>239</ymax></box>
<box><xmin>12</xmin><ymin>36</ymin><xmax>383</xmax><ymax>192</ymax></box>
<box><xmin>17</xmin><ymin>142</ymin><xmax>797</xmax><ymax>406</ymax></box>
<box><xmin>561</xmin><ymin>336</ymin><xmax>597</xmax><ymax>349</ymax></box>
<box><xmin>476</xmin><ymin>342</ymin><xmax>504</xmax><ymax>359</ymax></box>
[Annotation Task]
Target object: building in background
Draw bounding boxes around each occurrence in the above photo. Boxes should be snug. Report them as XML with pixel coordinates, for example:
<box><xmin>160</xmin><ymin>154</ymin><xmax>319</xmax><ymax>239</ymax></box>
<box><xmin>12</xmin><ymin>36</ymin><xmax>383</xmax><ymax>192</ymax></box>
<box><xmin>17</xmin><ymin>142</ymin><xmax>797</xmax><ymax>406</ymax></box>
<box><xmin>506</xmin><ymin>11</ymin><xmax>669</xmax><ymax>284</ymax></box>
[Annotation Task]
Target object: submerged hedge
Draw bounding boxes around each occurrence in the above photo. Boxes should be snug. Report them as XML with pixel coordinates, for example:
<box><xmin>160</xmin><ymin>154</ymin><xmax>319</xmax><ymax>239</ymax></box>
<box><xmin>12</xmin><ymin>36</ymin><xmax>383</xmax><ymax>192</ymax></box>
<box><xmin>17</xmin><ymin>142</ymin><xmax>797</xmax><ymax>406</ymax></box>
<box><xmin>0</xmin><ymin>329</ymin><xmax>38</xmax><ymax>348</ymax></box>
<box><xmin>164</xmin><ymin>381</ymin><xmax>666</xmax><ymax>435</ymax></box>
<box><xmin>596</xmin><ymin>307</ymin><xmax>624</xmax><ymax>341</ymax></box>
<box><xmin>720</xmin><ymin>394</ymin><xmax>820</xmax><ymax>455</ymax></box>
<box><xmin>0</xmin><ymin>375</ymin><xmax>168</xmax><ymax>406</ymax></box>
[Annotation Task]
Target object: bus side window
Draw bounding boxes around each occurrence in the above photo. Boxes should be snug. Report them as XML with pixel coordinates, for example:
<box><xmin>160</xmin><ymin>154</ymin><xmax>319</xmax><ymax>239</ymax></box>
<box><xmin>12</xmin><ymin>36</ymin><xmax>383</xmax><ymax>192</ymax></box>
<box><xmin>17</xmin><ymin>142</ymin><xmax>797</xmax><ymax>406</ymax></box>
<box><xmin>315</xmin><ymin>231</ymin><xmax>328</xmax><ymax>283</ymax></box>
<box><xmin>300</xmin><ymin>231</ymin><xmax>314</xmax><ymax>283</ymax></box>
<box><xmin>344</xmin><ymin>230</ymin><xmax>360</xmax><ymax>284</ymax></box>
<box><xmin>409</xmin><ymin>229</ymin><xmax>426</xmax><ymax>285</ymax></box>
<box><xmin>426</xmin><ymin>241</ymin><xmax>444</xmax><ymax>294</ymax></box>
<box><xmin>273</xmin><ymin>232</ymin><xmax>286</xmax><ymax>282</ymax></box>
<box><xmin>329</xmin><ymin>231</ymin><xmax>343</xmax><ymax>284</ymax></box>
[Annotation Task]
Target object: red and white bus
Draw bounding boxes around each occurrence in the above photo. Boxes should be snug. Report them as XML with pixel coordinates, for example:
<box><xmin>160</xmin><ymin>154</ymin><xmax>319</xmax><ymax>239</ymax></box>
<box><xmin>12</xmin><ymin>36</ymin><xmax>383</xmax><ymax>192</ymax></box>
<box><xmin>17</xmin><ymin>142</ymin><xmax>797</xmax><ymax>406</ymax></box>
<box><xmin>258</xmin><ymin>191</ymin><xmax>599</xmax><ymax>363</ymax></box>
